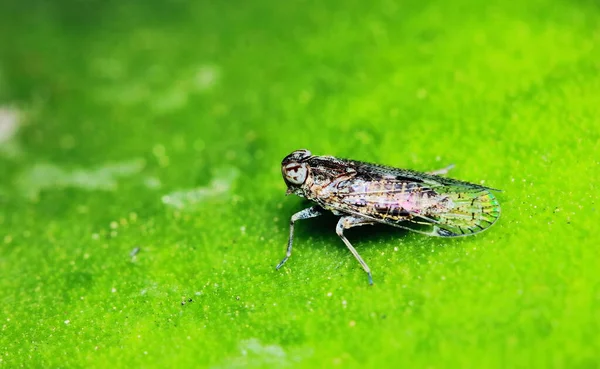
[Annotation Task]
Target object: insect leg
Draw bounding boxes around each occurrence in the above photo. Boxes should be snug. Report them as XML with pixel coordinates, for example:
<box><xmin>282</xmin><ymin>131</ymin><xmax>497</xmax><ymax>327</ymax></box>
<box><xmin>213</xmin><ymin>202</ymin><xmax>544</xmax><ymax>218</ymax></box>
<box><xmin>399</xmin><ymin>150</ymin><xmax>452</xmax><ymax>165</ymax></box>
<box><xmin>276</xmin><ymin>206</ymin><xmax>323</xmax><ymax>270</ymax></box>
<box><xmin>427</xmin><ymin>164</ymin><xmax>455</xmax><ymax>176</ymax></box>
<box><xmin>336</xmin><ymin>216</ymin><xmax>376</xmax><ymax>285</ymax></box>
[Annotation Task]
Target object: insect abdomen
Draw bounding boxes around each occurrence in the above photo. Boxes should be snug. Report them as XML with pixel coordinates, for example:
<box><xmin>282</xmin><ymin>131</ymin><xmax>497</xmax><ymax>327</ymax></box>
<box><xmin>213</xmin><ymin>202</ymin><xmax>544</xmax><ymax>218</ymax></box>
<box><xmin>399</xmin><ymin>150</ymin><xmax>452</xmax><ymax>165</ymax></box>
<box><xmin>335</xmin><ymin>180</ymin><xmax>433</xmax><ymax>220</ymax></box>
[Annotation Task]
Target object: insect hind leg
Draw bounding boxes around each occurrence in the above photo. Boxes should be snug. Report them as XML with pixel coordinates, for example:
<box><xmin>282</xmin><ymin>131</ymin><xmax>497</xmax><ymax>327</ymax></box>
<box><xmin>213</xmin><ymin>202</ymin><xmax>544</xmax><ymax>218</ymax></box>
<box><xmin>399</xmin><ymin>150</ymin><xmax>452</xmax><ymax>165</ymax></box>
<box><xmin>336</xmin><ymin>216</ymin><xmax>376</xmax><ymax>285</ymax></box>
<box><xmin>427</xmin><ymin>164</ymin><xmax>455</xmax><ymax>176</ymax></box>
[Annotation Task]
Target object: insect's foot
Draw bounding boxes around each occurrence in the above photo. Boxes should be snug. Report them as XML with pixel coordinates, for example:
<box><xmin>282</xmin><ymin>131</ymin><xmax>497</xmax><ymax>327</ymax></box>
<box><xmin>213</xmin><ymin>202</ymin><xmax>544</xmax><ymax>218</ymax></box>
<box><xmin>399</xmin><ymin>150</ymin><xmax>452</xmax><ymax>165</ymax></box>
<box><xmin>276</xmin><ymin>257</ymin><xmax>289</xmax><ymax>270</ymax></box>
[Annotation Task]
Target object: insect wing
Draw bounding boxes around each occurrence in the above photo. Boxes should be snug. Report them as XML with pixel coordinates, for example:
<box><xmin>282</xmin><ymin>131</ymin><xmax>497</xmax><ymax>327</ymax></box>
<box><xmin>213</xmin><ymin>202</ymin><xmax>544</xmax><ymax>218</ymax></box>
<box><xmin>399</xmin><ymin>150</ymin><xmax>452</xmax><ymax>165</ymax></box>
<box><xmin>420</xmin><ymin>184</ymin><xmax>500</xmax><ymax>236</ymax></box>
<box><xmin>310</xmin><ymin>156</ymin><xmax>501</xmax><ymax>237</ymax></box>
<box><xmin>350</xmin><ymin>159</ymin><xmax>499</xmax><ymax>191</ymax></box>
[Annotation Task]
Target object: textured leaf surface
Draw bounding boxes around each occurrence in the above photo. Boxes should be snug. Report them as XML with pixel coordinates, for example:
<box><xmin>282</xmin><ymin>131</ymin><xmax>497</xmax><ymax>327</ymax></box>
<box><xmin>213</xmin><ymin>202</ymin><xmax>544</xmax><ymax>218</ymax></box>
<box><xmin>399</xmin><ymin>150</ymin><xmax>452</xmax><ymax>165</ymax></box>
<box><xmin>1</xmin><ymin>0</ymin><xmax>599</xmax><ymax>368</ymax></box>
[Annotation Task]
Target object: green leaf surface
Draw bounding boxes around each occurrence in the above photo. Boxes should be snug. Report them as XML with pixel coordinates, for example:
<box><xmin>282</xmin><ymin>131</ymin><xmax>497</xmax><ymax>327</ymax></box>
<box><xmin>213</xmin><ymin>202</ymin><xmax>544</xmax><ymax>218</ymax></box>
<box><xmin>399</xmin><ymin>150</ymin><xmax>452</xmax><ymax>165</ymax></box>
<box><xmin>1</xmin><ymin>0</ymin><xmax>599</xmax><ymax>367</ymax></box>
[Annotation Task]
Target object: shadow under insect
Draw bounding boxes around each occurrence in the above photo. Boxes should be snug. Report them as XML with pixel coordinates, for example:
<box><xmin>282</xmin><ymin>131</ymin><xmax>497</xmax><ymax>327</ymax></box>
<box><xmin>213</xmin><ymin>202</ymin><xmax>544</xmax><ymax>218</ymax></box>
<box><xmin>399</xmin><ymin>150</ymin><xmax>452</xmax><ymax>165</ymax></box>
<box><xmin>277</xmin><ymin>200</ymin><xmax>458</xmax><ymax>283</ymax></box>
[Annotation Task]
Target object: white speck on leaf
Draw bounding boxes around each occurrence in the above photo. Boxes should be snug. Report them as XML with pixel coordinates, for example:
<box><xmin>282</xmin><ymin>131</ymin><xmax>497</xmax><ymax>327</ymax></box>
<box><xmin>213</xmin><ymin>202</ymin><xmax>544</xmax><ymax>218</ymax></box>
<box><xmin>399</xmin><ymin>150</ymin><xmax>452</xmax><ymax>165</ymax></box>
<box><xmin>195</xmin><ymin>65</ymin><xmax>220</xmax><ymax>91</ymax></box>
<box><xmin>15</xmin><ymin>159</ymin><xmax>145</xmax><ymax>199</ymax></box>
<box><xmin>144</xmin><ymin>176</ymin><xmax>162</xmax><ymax>189</ymax></box>
<box><xmin>162</xmin><ymin>167</ymin><xmax>239</xmax><ymax>211</ymax></box>
<box><xmin>211</xmin><ymin>338</ymin><xmax>312</xmax><ymax>368</ymax></box>
<box><xmin>0</xmin><ymin>106</ymin><xmax>20</xmax><ymax>143</ymax></box>
<box><xmin>0</xmin><ymin>106</ymin><xmax>23</xmax><ymax>158</ymax></box>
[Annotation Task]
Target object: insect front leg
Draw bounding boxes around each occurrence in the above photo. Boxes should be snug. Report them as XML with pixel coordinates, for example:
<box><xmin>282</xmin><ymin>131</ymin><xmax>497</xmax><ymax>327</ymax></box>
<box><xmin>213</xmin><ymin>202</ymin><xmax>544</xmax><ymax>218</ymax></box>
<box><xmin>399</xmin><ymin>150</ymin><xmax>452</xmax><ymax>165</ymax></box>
<box><xmin>276</xmin><ymin>206</ymin><xmax>323</xmax><ymax>270</ymax></box>
<box><xmin>335</xmin><ymin>216</ymin><xmax>376</xmax><ymax>285</ymax></box>
<box><xmin>427</xmin><ymin>164</ymin><xmax>455</xmax><ymax>176</ymax></box>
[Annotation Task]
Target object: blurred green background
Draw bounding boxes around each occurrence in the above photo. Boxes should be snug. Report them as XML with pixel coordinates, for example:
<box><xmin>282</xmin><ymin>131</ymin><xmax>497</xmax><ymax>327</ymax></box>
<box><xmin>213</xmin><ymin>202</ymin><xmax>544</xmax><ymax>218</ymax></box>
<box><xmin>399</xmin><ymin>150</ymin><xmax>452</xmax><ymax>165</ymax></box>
<box><xmin>1</xmin><ymin>0</ymin><xmax>599</xmax><ymax>367</ymax></box>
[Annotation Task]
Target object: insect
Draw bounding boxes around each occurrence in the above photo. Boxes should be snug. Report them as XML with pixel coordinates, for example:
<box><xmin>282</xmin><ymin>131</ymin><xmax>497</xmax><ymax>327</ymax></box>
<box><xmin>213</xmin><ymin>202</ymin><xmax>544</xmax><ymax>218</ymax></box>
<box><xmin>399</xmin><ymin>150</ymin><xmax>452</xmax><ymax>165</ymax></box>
<box><xmin>277</xmin><ymin>149</ymin><xmax>501</xmax><ymax>284</ymax></box>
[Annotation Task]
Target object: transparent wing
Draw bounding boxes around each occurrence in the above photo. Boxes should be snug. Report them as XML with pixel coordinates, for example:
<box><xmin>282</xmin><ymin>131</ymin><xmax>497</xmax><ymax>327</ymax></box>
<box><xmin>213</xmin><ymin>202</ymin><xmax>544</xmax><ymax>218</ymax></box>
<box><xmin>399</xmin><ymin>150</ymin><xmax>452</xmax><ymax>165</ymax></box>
<box><xmin>329</xmin><ymin>178</ymin><xmax>501</xmax><ymax>238</ymax></box>
<box><xmin>401</xmin><ymin>185</ymin><xmax>501</xmax><ymax>237</ymax></box>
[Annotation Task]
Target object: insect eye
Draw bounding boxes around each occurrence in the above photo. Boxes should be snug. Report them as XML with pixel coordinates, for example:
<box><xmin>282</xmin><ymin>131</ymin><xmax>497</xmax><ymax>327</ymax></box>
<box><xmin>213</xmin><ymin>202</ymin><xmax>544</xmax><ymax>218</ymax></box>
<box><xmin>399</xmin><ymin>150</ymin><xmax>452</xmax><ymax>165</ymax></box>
<box><xmin>283</xmin><ymin>162</ymin><xmax>308</xmax><ymax>185</ymax></box>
